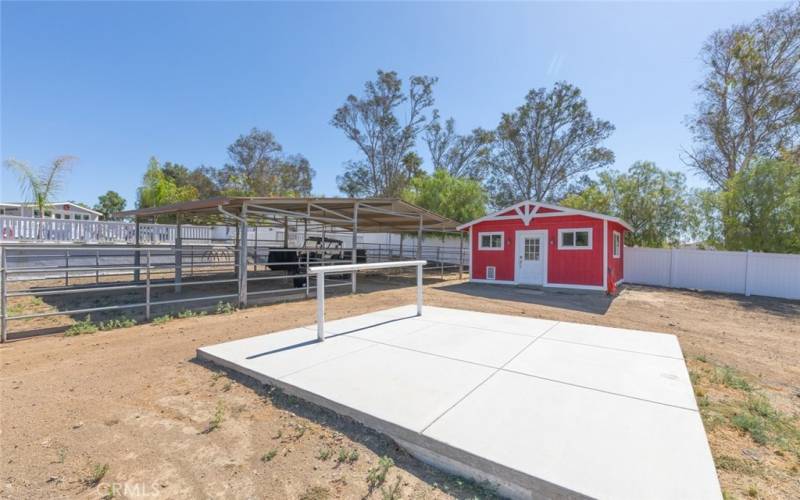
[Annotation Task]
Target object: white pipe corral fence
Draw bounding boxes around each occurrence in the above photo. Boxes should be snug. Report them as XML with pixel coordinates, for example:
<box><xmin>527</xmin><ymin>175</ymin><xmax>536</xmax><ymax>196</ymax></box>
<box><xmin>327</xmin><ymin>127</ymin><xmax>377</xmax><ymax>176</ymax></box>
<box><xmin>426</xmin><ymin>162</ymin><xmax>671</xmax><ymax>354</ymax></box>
<box><xmin>310</xmin><ymin>260</ymin><xmax>427</xmax><ymax>341</ymax></box>
<box><xmin>624</xmin><ymin>247</ymin><xmax>800</xmax><ymax>300</ymax></box>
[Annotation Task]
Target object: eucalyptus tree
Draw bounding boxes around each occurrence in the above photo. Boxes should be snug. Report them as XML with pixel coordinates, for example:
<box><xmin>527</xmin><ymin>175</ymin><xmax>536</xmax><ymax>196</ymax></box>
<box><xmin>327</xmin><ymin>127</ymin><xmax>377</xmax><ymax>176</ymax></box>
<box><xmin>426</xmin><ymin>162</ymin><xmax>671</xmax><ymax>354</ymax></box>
<box><xmin>332</xmin><ymin>70</ymin><xmax>437</xmax><ymax>197</ymax></box>
<box><xmin>424</xmin><ymin>110</ymin><xmax>494</xmax><ymax>179</ymax></box>
<box><xmin>487</xmin><ymin>82</ymin><xmax>615</xmax><ymax>207</ymax></box>
<box><xmin>685</xmin><ymin>3</ymin><xmax>800</xmax><ymax>188</ymax></box>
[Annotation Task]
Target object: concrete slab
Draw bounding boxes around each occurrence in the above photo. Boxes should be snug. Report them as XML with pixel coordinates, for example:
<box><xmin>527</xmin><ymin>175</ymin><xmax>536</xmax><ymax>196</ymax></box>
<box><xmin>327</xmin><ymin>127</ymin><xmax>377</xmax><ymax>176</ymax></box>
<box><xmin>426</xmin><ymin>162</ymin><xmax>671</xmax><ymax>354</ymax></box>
<box><xmin>424</xmin><ymin>370</ymin><xmax>721</xmax><ymax>500</ymax></box>
<box><xmin>505</xmin><ymin>338</ymin><xmax>698</xmax><ymax>409</ymax></box>
<box><xmin>198</xmin><ymin>328</ymin><xmax>373</xmax><ymax>379</ymax></box>
<box><xmin>544</xmin><ymin>321</ymin><xmax>684</xmax><ymax>358</ymax></box>
<box><xmin>197</xmin><ymin>305</ymin><xmax>721</xmax><ymax>500</ymax></box>
<box><xmin>283</xmin><ymin>344</ymin><xmax>494</xmax><ymax>432</ymax></box>
<box><xmin>375</xmin><ymin>305</ymin><xmax>559</xmax><ymax>338</ymax></box>
<box><xmin>377</xmin><ymin>323</ymin><xmax>536</xmax><ymax>368</ymax></box>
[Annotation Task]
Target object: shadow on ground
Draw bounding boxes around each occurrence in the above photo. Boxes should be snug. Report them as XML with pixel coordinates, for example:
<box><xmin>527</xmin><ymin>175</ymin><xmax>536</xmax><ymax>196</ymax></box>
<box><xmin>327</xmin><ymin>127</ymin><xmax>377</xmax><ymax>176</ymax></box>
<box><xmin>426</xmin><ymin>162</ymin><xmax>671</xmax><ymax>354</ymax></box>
<box><xmin>436</xmin><ymin>281</ymin><xmax>614</xmax><ymax>315</ymax></box>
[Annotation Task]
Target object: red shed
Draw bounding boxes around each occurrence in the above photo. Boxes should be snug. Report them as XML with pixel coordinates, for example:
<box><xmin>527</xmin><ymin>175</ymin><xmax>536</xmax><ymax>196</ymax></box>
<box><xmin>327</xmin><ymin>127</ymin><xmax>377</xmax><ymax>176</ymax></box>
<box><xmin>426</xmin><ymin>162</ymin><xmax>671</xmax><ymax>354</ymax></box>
<box><xmin>458</xmin><ymin>201</ymin><xmax>632</xmax><ymax>291</ymax></box>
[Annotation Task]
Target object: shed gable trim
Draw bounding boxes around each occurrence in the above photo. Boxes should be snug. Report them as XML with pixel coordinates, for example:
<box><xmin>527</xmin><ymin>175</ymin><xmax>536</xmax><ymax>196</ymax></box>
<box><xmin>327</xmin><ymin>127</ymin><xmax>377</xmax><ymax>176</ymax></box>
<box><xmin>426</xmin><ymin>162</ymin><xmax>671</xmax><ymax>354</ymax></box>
<box><xmin>457</xmin><ymin>200</ymin><xmax>632</xmax><ymax>232</ymax></box>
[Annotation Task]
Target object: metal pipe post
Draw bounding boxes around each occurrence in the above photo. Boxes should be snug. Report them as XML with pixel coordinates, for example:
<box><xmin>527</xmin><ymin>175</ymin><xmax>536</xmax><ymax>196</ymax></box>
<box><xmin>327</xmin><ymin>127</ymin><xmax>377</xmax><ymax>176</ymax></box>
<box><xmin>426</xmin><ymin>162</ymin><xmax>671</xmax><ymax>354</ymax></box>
<box><xmin>304</xmin><ymin>215</ymin><xmax>310</xmax><ymax>297</ymax></box>
<box><xmin>134</xmin><ymin>218</ymin><xmax>141</xmax><ymax>282</ymax></box>
<box><xmin>238</xmin><ymin>204</ymin><xmax>248</xmax><ymax>308</ymax></box>
<box><xmin>416</xmin><ymin>263</ymin><xmax>423</xmax><ymax>316</ymax></box>
<box><xmin>65</xmin><ymin>249</ymin><xmax>70</xmax><ymax>286</ymax></box>
<box><xmin>95</xmin><ymin>249</ymin><xmax>100</xmax><ymax>284</ymax></box>
<box><xmin>352</xmin><ymin>202</ymin><xmax>359</xmax><ymax>293</ymax></box>
<box><xmin>175</xmin><ymin>213</ymin><xmax>182</xmax><ymax>293</ymax></box>
<box><xmin>417</xmin><ymin>215</ymin><xmax>423</xmax><ymax>259</ymax></box>
<box><xmin>1</xmin><ymin>246</ymin><xmax>7</xmax><ymax>343</ymax></box>
<box><xmin>145</xmin><ymin>250</ymin><xmax>151</xmax><ymax>320</ymax></box>
<box><xmin>316</xmin><ymin>271</ymin><xmax>325</xmax><ymax>341</ymax></box>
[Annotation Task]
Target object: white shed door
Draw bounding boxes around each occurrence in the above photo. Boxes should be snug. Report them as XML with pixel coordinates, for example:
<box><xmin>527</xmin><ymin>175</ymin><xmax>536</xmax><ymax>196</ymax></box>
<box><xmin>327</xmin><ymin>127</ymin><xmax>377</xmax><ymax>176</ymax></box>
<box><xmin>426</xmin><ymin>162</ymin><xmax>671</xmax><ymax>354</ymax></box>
<box><xmin>515</xmin><ymin>230</ymin><xmax>547</xmax><ymax>285</ymax></box>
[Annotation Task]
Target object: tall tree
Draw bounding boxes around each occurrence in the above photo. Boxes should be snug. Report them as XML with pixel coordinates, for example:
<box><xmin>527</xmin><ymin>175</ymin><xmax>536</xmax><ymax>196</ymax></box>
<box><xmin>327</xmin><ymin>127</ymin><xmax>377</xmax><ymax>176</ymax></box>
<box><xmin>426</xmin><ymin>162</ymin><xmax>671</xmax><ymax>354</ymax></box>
<box><xmin>332</xmin><ymin>70</ymin><xmax>437</xmax><ymax>197</ymax></box>
<box><xmin>94</xmin><ymin>190</ymin><xmax>127</xmax><ymax>220</ymax></box>
<box><xmin>137</xmin><ymin>157</ymin><xmax>198</xmax><ymax>209</ymax></box>
<box><xmin>216</xmin><ymin>128</ymin><xmax>313</xmax><ymax>196</ymax></box>
<box><xmin>685</xmin><ymin>4</ymin><xmax>800</xmax><ymax>188</ymax></box>
<box><xmin>161</xmin><ymin>162</ymin><xmax>220</xmax><ymax>198</ymax></box>
<box><xmin>719</xmin><ymin>157</ymin><xmax>800</xmax><ymax>253</ymax></box>
<box><xmin>561</xmin><ymin>162</ymin><xmax>694</xmax><ymax>247</ymax></box>
<box><xmin>487</xmin><ymin>82</ymin><xmax>615</xmax><ymax>207</ymax></box>
<box><xmin>424</xmin><ymin>110</ymin><xmax>494</xmax><ymax>178</ymax></box>
<box><xmin>402</xmin><ymin>169</ymin><xmax>487</xmax><ymax>223</ymax></box>
<box><xmin>4</xmin><ymin>155</ymin><xmax>76</xmax><ymax>226</ymax></box>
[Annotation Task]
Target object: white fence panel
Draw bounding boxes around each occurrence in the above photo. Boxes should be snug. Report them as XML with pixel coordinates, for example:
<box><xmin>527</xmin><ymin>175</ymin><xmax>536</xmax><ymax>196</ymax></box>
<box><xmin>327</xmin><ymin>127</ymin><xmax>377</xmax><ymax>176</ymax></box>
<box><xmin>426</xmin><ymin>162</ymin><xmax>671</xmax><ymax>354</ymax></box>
<box><xmin>623</xmin><ymin>247</ymin><xmax>671</xmax><ymax>287</ymax></box>
<box><xmin>625</xmin><ymin>247</ymin><xmax>800</xmax><ymax>300</ymax></box>
<box><xmin>672</xmin><ymin>249</ymin><xmax>747</xmax><ymax>295</ymax></box>
<box><xmin>748</xmin><ymin>252</ymin><xmax>800</xmax><ymax>300</ymax></box>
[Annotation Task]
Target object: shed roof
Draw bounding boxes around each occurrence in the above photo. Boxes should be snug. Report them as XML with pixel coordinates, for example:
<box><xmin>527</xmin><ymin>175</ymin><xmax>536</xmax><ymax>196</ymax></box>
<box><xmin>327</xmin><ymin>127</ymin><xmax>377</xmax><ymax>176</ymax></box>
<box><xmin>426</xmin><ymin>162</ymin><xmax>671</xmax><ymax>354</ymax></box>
<box><xmin>116</xmin><ymin>197</ymin><xmax>460</xmax><ymax>232</ymax></box>
<box><xmin>456</xmin><ymin>200</ymin><xmax>633</xmax><ymax>231</ymax></box>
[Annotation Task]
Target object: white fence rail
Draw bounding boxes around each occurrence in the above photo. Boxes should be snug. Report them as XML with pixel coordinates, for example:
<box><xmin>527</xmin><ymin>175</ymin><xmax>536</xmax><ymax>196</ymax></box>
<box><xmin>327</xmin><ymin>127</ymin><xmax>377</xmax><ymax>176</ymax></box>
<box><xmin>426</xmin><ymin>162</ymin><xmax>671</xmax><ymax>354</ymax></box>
<box><xmin>0</xmin><ymin>215</ymin><xmax>213</xmax><ymax>244</ymax></box>
<box><xmin>624</xmin><ymin>247</ymin><xmax>800</xmax><ymax>300</ymax></box>
<box><xmin>311</xmin><ymin>260</ymin><xmax>426</xmax><ymax>341</ymax></box>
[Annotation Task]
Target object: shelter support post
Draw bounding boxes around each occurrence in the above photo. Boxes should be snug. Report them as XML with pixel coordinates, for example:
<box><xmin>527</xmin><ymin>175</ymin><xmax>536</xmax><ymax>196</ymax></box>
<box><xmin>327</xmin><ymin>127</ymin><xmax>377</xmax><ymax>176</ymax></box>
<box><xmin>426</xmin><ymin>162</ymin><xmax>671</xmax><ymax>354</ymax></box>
<box><xmin>145</xmin><ymin>250</ymin><xmax>151</xmax><ymax>320</ymax></box>
<box><xmin>175</xmin><ymin>213</ymin><xmax>182</xmax><ymax>293</ymax></box>
<box><xmin>303</xmin><ymin>215</ymin><xmax>311</xmax><ymax>298</ymax></box>
<box><xmin>238</xmin><ymin>204</ymin><xmax>248</xmax><ymax>308</ymax></box>
<box><xmin>352</xmin><ymin>202</ymin><xmax>359</xmax><ymax>293</ymax></box>
<box><xmin>234</xmin><ymin>222</ymin><xmax>240</xmax><ymax>277</ymax></box>
<box><xmin>134</xmin><ymin>218</ymin><xmax>141</xmax><ymax>282</ymax></box>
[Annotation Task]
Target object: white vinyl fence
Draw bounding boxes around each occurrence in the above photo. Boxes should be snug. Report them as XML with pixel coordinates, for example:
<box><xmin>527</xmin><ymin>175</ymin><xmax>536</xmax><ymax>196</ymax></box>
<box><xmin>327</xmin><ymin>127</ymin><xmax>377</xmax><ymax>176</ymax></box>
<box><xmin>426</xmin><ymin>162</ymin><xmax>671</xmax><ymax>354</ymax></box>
<box><xmin>624</xmin><ymin>247</ymin><xmax>800</xmax><ymax>300</ymax></box>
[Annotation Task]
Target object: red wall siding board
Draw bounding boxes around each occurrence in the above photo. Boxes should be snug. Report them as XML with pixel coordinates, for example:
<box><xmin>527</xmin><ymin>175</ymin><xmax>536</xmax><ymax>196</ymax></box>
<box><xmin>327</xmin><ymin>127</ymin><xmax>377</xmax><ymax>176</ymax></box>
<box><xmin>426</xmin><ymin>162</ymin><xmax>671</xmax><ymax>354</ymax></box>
<box><xmin>471</xmin><ymin>215</ymin><xmax>605</xmax><ymax>286</ymax></box>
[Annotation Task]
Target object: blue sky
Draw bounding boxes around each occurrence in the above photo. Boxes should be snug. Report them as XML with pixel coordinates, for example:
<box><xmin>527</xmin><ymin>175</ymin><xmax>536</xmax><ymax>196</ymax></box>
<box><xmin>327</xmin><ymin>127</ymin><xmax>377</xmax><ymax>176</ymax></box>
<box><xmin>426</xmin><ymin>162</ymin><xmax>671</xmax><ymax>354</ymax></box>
<box><xmin>1</xmin><ymin>1</ymin><xmax>780</xmax><ymax>208</ymax></box>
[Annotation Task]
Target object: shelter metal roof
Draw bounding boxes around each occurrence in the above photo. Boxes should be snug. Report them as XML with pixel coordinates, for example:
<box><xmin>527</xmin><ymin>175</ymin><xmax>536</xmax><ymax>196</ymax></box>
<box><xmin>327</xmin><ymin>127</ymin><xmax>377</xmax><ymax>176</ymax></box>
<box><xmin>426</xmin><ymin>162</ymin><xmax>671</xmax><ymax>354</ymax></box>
<box><xmin>116</xmin><ymin>197</ymin><xmax>461</xmax><ymax>232</ymax></box>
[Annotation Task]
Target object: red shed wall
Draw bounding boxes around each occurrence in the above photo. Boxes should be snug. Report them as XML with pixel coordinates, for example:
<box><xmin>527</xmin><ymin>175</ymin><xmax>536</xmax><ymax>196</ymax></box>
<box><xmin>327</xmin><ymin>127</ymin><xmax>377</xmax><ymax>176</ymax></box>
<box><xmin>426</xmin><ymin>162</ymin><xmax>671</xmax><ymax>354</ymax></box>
<box><xmin>470</xmin><ymin>215</ymin><xmax>605</xmax><ymax>286</ymax></box>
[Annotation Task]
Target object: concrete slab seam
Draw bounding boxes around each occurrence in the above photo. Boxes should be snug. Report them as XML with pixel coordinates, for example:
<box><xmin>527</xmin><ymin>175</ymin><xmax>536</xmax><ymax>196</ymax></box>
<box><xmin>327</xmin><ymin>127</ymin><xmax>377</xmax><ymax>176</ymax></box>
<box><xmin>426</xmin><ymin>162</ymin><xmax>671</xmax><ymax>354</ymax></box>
<box><xmin>419</xmin><ymin>321</ymin><xmax>562</xmax><ymax>434</ymax></box>
<box><xmin>540</xmin><ymin>336</ymin><xmax>686</xmax><ymax>360</ymax></box>
<box><xmin>269</xmin><ymin>343</ymin><xmax>380</xmax><ymax>380</ymax></box>
<box><xmin>500</xmin><ymin>367</ymin><xmax>699</xmax><ymax>413</ymax></box>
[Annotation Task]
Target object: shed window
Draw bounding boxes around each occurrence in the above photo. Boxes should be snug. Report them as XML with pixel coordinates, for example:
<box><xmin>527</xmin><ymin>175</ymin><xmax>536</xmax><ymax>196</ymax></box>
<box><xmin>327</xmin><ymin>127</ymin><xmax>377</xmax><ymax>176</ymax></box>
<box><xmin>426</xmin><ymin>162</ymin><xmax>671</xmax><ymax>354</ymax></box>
<box><xmin>613</xmin><ymin>231</ymin><xmax>621</xmax><ymax>258</ymax></box>
<box><xmin>478</xmin><ymin>232</ymin><xmax>504</xmax><ymax>250</ymax></box>
<box><xmin>558</xmin><ymin>228</ymin><xmax>592</xmax><ymax>249</ymax></box>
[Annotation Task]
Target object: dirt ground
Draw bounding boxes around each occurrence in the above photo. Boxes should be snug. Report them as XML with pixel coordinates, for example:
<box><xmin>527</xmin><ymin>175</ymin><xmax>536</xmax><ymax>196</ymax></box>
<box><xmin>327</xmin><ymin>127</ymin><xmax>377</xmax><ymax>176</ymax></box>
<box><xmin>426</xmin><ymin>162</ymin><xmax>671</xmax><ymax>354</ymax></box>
<box><xmin>1</xmin><ymin>278</ymin><xmax>798</xmax><ymax>499</ymax></box>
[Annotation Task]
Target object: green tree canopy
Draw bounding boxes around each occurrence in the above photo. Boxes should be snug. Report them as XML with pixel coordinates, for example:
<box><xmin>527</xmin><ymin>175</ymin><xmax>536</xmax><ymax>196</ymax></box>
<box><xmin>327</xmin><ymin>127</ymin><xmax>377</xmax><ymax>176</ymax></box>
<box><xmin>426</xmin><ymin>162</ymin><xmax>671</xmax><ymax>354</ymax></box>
<box><xmin>137</xmin><ymin>157</ymin><xmax>198</xmax><ymax>209</ymax></box>
<box><xmin>487</xmin><ymin>82</ymin><xmax>615</xmax><ymax>207</ymax></box>
<box><xmin>94</xmin><ymin>190</ymin><xmax>126</xmax><ymax>220</ymax></box>
<box><xmin>215</xmin><ymin>128</ymin><xmax>314</xmax><ymax>196</ymax></box>
<box><xmin>401</xmin><ymin>169</ymin><xmax>487</xmax><ymax>224</ymax></box>
<box><xmin>719</xmin><ymin>158</ymin><xmax>800</xmax><ymax>253</ymax></box>
<box><xmin>561</xmin><ymin>161</ymin><xmax>694</xmax><ymax>247</ymax></box>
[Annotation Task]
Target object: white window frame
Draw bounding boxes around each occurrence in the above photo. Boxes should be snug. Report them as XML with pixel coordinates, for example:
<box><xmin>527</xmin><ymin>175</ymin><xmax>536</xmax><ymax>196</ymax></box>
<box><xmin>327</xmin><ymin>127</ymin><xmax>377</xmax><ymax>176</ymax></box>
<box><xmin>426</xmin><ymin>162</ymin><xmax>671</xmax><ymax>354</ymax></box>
<box><xmin>613</xmin><ymin>231</ymin><xmax>621</xmax><ymax>258</ymax></box>
<box><xmin>478</xmin><ymin>231</ymin><xmax>504</xmax><ymax>251</ymax></box>
<box><xmin>557</xmin><ymin>228</ymin><xmax>593</xmax><ymax>250</ymax></box>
